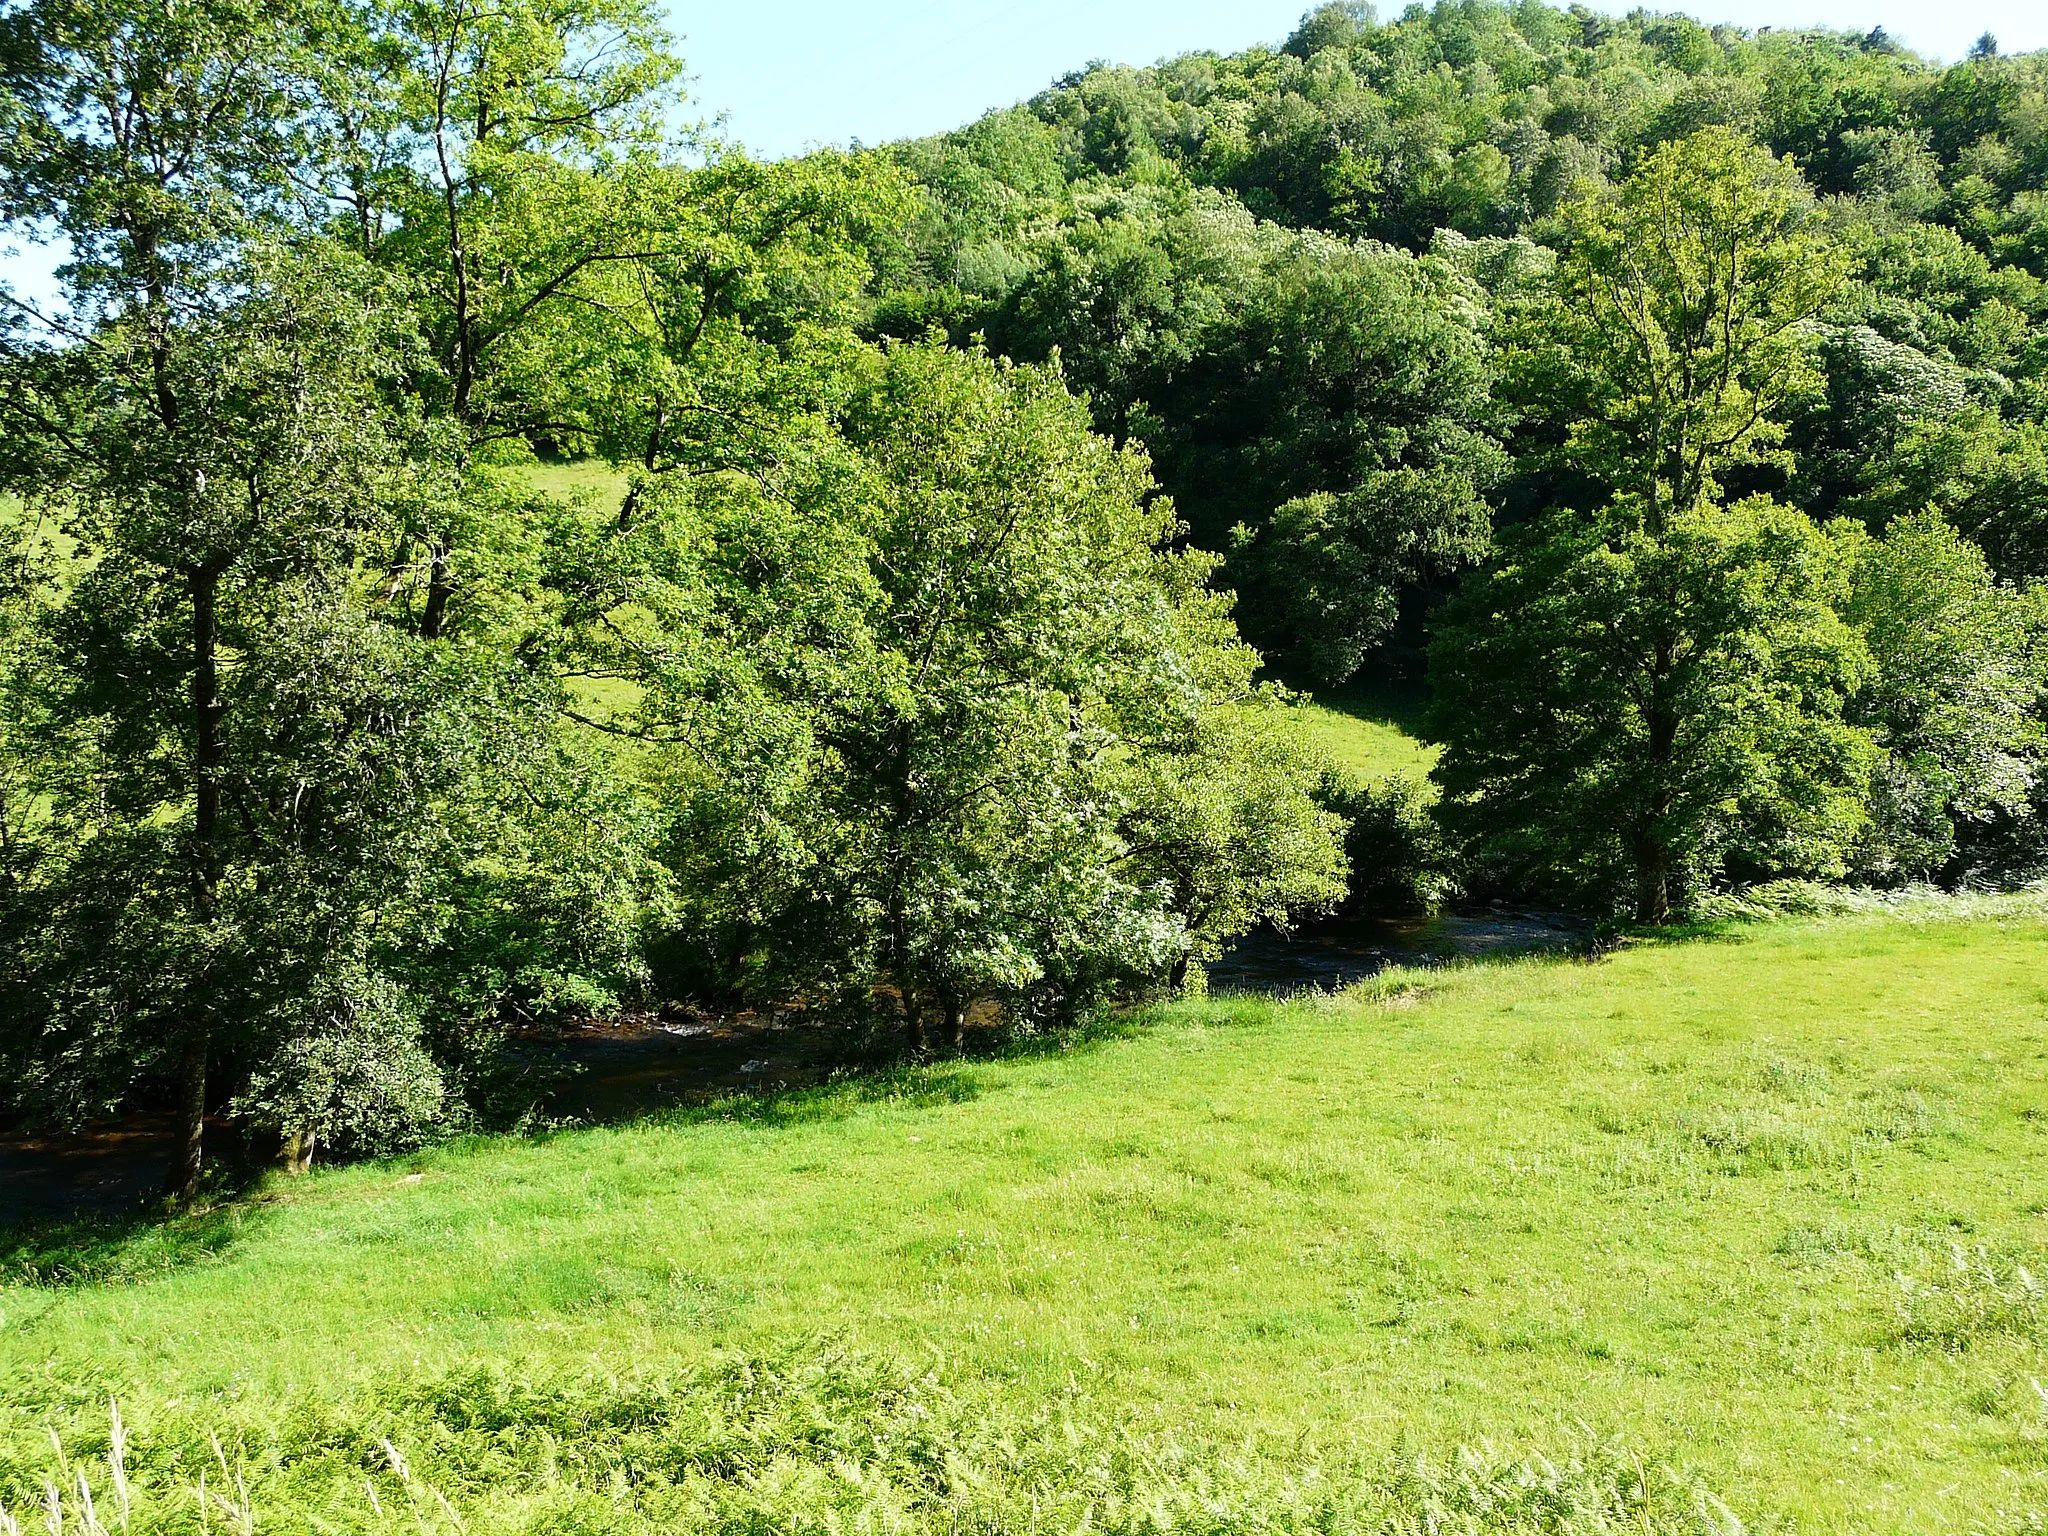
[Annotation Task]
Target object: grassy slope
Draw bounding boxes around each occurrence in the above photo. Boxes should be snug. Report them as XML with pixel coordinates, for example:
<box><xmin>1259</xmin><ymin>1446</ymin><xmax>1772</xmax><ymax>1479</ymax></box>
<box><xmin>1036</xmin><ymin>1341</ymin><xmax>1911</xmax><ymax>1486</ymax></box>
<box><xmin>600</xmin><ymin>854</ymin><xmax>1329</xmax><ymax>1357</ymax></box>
<box><xmin>522</xmin><ymin>463</ymin><xmax>1438</xmax><ymax>792</ymax></box>
<box><xmin>522</xmin><ymin>459</ymin><xmax>630</xmax><ymax>506</ymax></box>
<box><xmin>6</xmin><ymin>905</ymin><xmax>2048</xmax><ymax>1529</ymax></box>
<box><xmin>523</xmin><ymin>464</ymin><xmax>1432</xmax><ymax>774</ymax></box>
<box><xmin>0</xmin><ymin>492</ymin><xmax>74</xmax><ymax>567</ymax></box>
<box><xmin>1295</xmin><ymin>678</ymin><xmax>1439</xmax><ymax>786</ymax></box>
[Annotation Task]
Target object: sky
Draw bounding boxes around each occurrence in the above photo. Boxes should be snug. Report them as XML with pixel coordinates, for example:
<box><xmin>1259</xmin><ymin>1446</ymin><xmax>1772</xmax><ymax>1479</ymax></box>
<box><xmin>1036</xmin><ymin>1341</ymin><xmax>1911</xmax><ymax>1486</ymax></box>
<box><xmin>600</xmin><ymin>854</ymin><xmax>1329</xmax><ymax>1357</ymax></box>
<box><xmin>682</xmin><ymin>0</ymin><xmax>2048</xmax><ymax>160</ymax></box>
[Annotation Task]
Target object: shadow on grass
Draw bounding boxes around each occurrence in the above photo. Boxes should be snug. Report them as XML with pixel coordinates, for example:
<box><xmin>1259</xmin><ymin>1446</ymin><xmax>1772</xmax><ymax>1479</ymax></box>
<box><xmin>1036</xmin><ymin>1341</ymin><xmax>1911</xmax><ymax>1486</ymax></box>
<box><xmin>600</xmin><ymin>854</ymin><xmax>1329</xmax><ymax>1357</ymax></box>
<box><xmin>559</xmin><ymin>1002</ymin><xmax>1196</xmax><ymax>1136</ymax></box>
<box><xmin>0</xmin><ymin>1113</ymin><xmax>291</xmax><ymax>1288</ymax></box>
<box><xmin>0</xmin><ymin>1191</ymin><xmax>269</xmax><ymax>1289</ymax></box>
<box><xmin>690</xmin><ymin>994</ymin><xmax>1297</xmax><ymax>1128</ymax></box>
<box><xmin>0</xmin><ymin>1002</ymin><xmax>1271</xmax><ymax>1288</ymax></box>
<box><xmin>1309</xmin><ymin>673</ymin><xmax>1431</xmax><ymax>737</ymax></box>
<box><xmin>1643</xmin><ymin>920</ymin><xmax>1756</xmax><ymax>946</ymax></box>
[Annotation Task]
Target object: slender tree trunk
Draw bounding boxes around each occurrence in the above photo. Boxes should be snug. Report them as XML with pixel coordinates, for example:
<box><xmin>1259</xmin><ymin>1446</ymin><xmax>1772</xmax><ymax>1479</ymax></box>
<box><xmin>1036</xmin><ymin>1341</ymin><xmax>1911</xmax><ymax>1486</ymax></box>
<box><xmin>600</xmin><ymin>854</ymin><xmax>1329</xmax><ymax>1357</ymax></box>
<box><xmin>191</xmin><ymin>569</ymin><xmax>225</xmax><ymax>882</ymax></box>
<box><xmin>618</xmin><ymin>406</ymin><xmax>666</xmax><ymax>530</ymax></box>
<box><xmin>1633</xmin><ymin>839</ymin><xmax>1671</xmax><ymax>925</ymax></box>
<box><xmin>883</xmin><ymin>719</ymin><xmax>927</xmax><ymax>1055</ymax></box>
<box><xmin>887</xmin><ymin>889</ymin><xmax>926</xmax><ymax>1054</ymax></box>
<box><xmin>420</xmin><ymin>536</ymin><xmax>454</xmax><ymax>639</ymax></box>
<box><xmin>937</xmin><ymin>985</ymin><xmax>965</xmax><ymax>1054</ymax></box>
<box><xmin>1168</xmin><ymin>953</ymin><xmax>1191</xmax><ymax>994</ymax></box>
<box><xmin>165</xmin><ymin>1030</ymin><xmax>207</xmax><ymax>1202</ymax></box>
<box><xmin>423</xmin><ymin>100</ymin><xmax>472</xmax><ymax>644</ymax></box>
<box><xmin>897</xmin><ymin>976</ymin><xmax>926</xmax><ymax>1055</ymax></box>
<box><xmin>1636</xmin><ymin>633</ymin><xmax>1677</xmax><ymax>926</ymax></box>
<box><xmin>134</xmin><ymin>227</ymin><xmax>180</xmax><ymax>435</ymax></box>
<box><xmin>168</xmin><ymin>567</ymin><xmax>226</xmax><ymax>1203</ymax></box>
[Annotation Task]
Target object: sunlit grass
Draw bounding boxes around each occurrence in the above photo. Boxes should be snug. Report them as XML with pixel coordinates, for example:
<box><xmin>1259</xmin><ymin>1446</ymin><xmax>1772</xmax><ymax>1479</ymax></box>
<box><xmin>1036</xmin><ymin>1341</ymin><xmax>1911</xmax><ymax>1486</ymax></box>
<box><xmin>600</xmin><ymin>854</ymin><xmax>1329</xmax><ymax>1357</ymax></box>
<box><xmin>5</xmin><ymin>901</ymin><xmax>2048</xmax><ymax>1528</ymax></box>
<box><xmin>1</xmin><ymin>491</ymin><xmax>81</xmax><ymax>571</ymax></box>
<box><xmin>1296</xmin><ymin>700</ymin><xmax>1439</xmax><ymax>785</ymax></box>
<box><xmin>1295</xmin><ymin>676</ymin><xmax>1438</xmax><ymax>787</ymax></box>
<box><xmin>522</xmin><ymin>458</ymin><xmax>630</xmax><ymax>507</ymax></box>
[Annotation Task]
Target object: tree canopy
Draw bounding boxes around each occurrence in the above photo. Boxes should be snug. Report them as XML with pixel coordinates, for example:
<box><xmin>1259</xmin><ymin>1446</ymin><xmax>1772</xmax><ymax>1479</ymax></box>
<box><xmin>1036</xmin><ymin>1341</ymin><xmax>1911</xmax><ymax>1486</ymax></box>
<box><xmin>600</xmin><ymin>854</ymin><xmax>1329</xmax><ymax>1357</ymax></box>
<box><xmin>881</xmin><ymin>6</ymin><xmax>2048</xmax><ymax>679</ymax></box>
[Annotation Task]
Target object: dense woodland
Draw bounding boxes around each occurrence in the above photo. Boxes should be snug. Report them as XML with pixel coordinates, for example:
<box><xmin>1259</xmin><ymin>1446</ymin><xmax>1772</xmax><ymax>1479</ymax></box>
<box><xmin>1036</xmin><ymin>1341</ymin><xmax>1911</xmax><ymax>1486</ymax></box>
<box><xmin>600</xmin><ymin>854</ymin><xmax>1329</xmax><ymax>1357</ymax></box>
<box><xmin>2</xmin><ymin>0</ymin><xmax>2047</xmax><ymax>1193</ymax></box>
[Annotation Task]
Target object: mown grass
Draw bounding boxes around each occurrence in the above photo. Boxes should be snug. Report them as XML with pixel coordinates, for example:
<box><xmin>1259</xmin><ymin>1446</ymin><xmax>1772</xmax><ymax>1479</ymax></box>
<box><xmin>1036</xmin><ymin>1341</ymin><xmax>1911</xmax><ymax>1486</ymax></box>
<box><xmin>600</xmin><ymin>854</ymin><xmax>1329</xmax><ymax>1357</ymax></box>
<box><xmin>7</xmin><ymin>903</ymin><xmax>2048</xmax><ymax>1530</ymax></box>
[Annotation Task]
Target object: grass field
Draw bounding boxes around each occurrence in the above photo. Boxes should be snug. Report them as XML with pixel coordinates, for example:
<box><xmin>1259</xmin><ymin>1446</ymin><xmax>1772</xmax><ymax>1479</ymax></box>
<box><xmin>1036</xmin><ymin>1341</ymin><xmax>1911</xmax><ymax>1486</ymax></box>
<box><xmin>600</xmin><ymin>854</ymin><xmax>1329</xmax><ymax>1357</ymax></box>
<box><xmin>6</xmin><ymin>901</ymin><xmax>2048</xmax><ymax>1531</ymax></box>
<box><xmin>1296</xmin><ymin>677</ymin><xmax>1440</xmax><ymax>786</ymax></box>
<box><xmin>522</xmin><ymin>458</ymin><xmax>630</xmax><ymax>507</ymax></box>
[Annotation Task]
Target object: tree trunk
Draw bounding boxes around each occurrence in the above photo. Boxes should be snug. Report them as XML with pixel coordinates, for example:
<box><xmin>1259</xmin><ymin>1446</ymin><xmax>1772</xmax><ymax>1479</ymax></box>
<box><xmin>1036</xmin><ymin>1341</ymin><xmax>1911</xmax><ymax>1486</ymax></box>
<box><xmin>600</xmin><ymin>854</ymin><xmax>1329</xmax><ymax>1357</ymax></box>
<box><xmin>884</xmin><ymin>837</ymin><xmax>925</xmax><ymax>1054</ymax></box>
<box><xmin>420</xmin><ymin>536</ymin><xmax>454</xmax><ymax>639</ymax></box>
<box><xmin>191</xmin><ymin>569</ymin><xmax>225</xmax><ymax>886</ymax></box>
<box><xmin>899</xmin><ymin>980</ymin><xmax>926</xmax><ymax>1055</ymax></box>
<box><xmin>937</xmin><ymin>986</ymin><xmax>965</xmax><ymax>1054</ymax></box>
<box><xmin>280</xmin><ymin>1126</ymin><xmax>319</xmax><ymax>1176</ymax></box>
<box><xmin>1636</xmin><ymin>623</ymin><xmax>1678</xmax><ymax>926</ymax></box>
<box><xmin>165</xmin><ymin>1029</ymin><xmax>207</xmax><ymax>1202</ymax></box>
<box><xmin>618</xmin><ymin>407</ymin><xmax>666</xmax><ymax>530</ymax></box>
<box><xmin>170</xmin><ymin>566</ymin><xmax>227</xmax><ymax>1204</ymax></box>
<box><xmin>1633</xmin><ymin>839</ymin><xmax>1671</xmax><ymax>925</ymax></box>
<box><xmin>1168</xmin><ymin>953</ymin><xmax>1191</xmax><ymax>994</ymax></box>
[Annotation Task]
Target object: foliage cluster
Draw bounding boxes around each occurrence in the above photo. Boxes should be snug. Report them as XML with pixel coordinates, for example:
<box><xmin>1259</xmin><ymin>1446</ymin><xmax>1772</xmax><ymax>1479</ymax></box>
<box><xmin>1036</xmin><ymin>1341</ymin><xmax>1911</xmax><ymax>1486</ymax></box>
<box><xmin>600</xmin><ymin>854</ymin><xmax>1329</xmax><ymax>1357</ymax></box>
<box><xmin>0</xmin><ymin>0</ymin><xmax>1344</xmax><ymax>1184</ymax></box>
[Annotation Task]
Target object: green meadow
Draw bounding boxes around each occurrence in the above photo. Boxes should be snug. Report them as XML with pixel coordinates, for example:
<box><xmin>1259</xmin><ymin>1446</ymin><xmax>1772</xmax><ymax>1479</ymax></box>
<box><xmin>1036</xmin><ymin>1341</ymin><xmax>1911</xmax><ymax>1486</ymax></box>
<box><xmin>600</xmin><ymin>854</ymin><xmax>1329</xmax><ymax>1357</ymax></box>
<box><xmin>6</xmin><ymin>900</ymin><xmax>2047</xmax><ymax>1533</ymax></box>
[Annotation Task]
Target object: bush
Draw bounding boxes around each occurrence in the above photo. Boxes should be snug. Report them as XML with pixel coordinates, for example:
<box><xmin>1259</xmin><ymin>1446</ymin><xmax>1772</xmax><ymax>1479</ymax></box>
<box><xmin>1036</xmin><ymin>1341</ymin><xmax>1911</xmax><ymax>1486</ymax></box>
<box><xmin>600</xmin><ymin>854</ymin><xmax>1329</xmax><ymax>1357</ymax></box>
<box><xmin>1319</xmin><ymin>773</ymin><xmax>1457</xmax><ymax>915</ymax></box>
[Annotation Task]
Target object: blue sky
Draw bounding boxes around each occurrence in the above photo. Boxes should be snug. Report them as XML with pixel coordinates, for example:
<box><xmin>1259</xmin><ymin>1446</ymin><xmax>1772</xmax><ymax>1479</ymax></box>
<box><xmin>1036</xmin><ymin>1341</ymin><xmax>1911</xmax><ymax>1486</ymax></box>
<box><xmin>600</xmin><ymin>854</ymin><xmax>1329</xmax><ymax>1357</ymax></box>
<box><xmin>685</xmin><ymin>0</ymin><xmax>2048</xmax><ymax>160</ymax></box>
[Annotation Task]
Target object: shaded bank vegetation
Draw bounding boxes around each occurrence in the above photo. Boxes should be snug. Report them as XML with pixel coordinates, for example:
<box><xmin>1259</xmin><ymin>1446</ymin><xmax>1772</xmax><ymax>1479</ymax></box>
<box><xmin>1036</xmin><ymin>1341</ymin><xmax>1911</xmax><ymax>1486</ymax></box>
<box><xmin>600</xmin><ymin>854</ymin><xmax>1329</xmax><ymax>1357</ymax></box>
<box><xmin>3</xmin><ymin>0</ymin><xmax>2048</xmax><ymax>1185</ymax></box>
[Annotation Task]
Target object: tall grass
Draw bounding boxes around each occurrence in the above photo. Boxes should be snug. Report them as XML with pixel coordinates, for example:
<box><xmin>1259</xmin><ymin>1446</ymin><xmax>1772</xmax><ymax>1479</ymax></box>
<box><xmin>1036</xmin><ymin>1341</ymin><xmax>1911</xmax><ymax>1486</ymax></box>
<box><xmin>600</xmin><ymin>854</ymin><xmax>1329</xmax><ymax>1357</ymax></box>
<box><xmin>4</xmin><ymin>1368</ymin><xmax>1740</xmax><ymax>1535</ymax></box>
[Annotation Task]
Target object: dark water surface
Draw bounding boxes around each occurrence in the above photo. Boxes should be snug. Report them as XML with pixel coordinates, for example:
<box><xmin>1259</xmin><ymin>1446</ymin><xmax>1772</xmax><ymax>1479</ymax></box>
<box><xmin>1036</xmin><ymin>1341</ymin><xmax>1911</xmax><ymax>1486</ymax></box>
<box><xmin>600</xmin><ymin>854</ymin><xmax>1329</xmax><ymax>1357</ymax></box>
<box><xmin>2</xmin><ymin>908</ymin><xmax>1587</xmax><ymax>1223</ymax></box>
<box><xmin>1209</xmin><ymin>907</ymin><xmax>1590</xmax><ymax>993</ymax></box>
<box><xmin>0</xmin><ymin>1114</ymin><xmax>180</xmax><ymax>1225</ymax></box>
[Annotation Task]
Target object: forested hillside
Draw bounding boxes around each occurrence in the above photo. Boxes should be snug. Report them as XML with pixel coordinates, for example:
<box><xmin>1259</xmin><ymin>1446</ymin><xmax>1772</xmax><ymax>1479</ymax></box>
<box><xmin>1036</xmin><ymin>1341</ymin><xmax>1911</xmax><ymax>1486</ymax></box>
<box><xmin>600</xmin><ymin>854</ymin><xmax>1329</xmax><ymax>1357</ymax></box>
<box><xmin>875</xmin><ymin>3</ymin><xmax>2048</xmax><ymax>677</ymax></box>
<box><xmin>868</xmin><ymin>4</ymin><xmax>2048</xmax><ymax>916</ymax></box>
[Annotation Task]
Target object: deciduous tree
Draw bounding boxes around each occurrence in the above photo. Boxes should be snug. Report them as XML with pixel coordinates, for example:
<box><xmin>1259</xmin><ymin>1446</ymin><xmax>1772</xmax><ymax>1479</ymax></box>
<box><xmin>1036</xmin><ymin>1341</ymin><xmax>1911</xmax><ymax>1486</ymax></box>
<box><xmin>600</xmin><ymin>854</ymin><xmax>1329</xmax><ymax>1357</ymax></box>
<box><xmin>611</xmin><ymin>339</ymin><xmax>1343</xmax><ymax>1043</ymax></box>
<box><xmin>1431</xmin><ymin>131</ymin><xmax>1870</xmax><ymax>920</ymax></box>
<box><xmin>1836</xmin><ymin>509</ymin><xmax>2046</xmax><ymax>881</ymax></box>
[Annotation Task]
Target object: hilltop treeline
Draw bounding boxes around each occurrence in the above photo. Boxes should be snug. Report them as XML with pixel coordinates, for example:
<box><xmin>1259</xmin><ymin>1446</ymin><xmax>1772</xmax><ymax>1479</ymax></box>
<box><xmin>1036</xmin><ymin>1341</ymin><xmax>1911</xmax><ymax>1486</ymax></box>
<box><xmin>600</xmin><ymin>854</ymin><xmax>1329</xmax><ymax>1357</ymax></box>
<box><xmin>2</xmin><ymin>0</ymin><xmax>2047</xmax><ymax>1186</ymax></box>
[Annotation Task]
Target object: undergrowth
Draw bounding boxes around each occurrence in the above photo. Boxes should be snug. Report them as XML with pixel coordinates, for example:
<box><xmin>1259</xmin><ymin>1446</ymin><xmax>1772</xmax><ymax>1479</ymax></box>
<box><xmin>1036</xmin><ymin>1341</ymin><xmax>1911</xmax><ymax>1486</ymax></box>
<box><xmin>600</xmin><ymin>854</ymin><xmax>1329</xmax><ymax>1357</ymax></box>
<box><xmin>0</xmin><ymin>1347</ymin><xmax>1742</xmax><ymax>1535</ymax></box>
<box><xmin>1691</xmin><ymin>879</ymin><xmax>2048</xmax><ymax>924</ymax></box>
